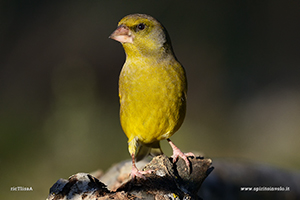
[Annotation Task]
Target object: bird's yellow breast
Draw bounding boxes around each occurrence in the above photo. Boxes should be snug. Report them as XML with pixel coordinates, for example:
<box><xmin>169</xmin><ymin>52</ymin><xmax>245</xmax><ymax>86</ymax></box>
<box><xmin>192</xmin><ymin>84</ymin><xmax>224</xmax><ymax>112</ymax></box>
<box><xmin>119</xmin><ymin>56</ymin><xmax>186</xmax><ymax>145</ymax></box>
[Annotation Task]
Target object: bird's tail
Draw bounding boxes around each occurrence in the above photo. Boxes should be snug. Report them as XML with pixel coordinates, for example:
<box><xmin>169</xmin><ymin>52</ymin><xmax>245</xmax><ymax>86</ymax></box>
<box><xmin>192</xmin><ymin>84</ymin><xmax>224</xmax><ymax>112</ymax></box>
<box><xmin>135</xmin><ymin>141</ymin><xmax>163</xmax><ymax>162</ymax></box>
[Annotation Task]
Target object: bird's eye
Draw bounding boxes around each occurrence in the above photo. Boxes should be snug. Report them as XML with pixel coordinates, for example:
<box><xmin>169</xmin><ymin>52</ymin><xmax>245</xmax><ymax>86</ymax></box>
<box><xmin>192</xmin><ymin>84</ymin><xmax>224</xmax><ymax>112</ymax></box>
<box><xmin>137</xmin><ymin>23</ymin><xmax>145</xmax><ymax>31</ymax></box>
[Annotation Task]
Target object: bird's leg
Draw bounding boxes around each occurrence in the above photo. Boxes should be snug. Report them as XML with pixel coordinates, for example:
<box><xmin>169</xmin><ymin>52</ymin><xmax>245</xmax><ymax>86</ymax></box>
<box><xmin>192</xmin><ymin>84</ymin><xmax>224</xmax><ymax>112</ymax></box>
<box><xmin>167</xmin><ymin>138</ymin><xmax>195</xmax><ymax>172</ymax></box>
<box><xmin>130</xmin><ymin>153</ymin><xmax>153</xmax><ymax>180</ymax></box>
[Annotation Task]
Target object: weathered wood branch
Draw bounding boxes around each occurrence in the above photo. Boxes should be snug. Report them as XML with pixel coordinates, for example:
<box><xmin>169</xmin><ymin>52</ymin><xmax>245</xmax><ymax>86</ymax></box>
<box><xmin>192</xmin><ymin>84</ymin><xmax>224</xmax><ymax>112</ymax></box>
<box><xmin>46</xmin><ymin>154</ymin><xmax>213</xmax><ymax>200</ymax></box>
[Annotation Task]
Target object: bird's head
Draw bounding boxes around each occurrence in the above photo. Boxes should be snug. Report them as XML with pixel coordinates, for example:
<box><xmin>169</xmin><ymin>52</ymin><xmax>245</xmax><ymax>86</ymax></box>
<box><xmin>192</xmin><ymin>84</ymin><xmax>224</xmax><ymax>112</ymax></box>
<box><xmin>109</xmin><ymin>14</ymin><xmax>174</xmax><ymax>58</ymax></box>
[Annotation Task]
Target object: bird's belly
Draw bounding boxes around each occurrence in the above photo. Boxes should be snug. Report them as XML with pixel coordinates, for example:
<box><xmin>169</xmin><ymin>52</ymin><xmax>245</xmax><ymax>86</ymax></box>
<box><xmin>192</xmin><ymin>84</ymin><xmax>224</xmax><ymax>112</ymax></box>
<box><xmin>120</xmin><ymin>87</ymin><xmax>184</xmax><ymax>144</ymax></box>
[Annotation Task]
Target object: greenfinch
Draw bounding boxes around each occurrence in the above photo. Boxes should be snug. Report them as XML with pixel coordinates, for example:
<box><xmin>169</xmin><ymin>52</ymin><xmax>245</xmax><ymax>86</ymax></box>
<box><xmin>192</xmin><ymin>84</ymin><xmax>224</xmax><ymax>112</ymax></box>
<box><xmin>110</xmin><ymin>13</ymin><xmax>193</xmax><ymax>179</ymax></box>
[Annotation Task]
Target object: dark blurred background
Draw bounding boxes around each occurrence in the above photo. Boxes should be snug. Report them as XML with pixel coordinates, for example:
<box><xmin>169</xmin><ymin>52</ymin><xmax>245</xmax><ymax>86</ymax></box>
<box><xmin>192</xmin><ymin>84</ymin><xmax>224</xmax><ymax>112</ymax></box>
<box><xmin>1</xmin><ymin>1</ymin><xmax>300</xmax><ymax>199</ymax></box>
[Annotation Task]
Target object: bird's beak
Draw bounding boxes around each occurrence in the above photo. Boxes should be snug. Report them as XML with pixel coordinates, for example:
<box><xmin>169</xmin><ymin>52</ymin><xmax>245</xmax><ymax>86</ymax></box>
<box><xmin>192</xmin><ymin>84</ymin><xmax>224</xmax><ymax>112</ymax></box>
<box><xmin>109</xmin><ymin>25</ymin><xmax>134</xmax><ymax>44</ymax></box>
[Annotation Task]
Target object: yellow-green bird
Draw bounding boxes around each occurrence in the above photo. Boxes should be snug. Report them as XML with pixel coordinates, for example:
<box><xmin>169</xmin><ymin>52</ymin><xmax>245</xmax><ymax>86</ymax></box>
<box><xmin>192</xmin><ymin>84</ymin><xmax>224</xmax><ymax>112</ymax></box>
<box><xmin>110</xmin><ymin>13</ymin><xmax>193</xmax><ymax>179</ymax></box>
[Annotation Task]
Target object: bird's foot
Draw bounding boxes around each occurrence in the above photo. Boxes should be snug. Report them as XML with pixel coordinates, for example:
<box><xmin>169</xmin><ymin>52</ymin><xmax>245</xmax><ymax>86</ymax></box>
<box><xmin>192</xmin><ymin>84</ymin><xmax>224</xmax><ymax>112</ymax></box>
<box><xmin>130</xmin><ymin>153</ymin><xmax>154</xmax><ymax>180</ymax></box>
<box><xmin>167</xmin><ymin>139</ymin><xmax>194</xmax><ymax>173</ymax></box>
<box><xmin>131</xmin><ymin>164</ymin><xmax>153</xmax><ymax>180</ymax></box>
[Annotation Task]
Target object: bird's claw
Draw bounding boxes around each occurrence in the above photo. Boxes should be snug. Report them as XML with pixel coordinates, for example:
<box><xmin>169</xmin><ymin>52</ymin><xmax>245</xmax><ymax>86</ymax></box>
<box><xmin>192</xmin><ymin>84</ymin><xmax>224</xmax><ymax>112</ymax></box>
<box><xmin>131</xmin><ymin>166</ymin><xmax>153</xmax><ymax>180</ymax></box>
<box><xmin>168</xmin><ymin>139</ymin><xmax>194</xmax><ymax>173</ymax></box>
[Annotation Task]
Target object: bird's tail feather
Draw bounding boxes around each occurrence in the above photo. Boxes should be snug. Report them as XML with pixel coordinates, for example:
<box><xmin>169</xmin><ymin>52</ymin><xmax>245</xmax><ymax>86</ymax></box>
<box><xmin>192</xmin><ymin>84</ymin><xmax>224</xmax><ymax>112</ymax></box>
<box><xmin>135</xmin><ymin>141</ymin><xmax>163</xmax><ymax>162</ymax></box>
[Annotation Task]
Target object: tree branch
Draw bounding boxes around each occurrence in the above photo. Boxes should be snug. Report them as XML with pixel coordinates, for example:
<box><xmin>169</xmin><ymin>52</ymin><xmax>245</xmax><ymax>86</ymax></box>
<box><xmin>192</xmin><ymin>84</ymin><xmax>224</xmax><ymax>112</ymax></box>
<box><xmin>46</xmin><ymin>154</ymin><xmax>213</xmax><ymax>200</ymax></box>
